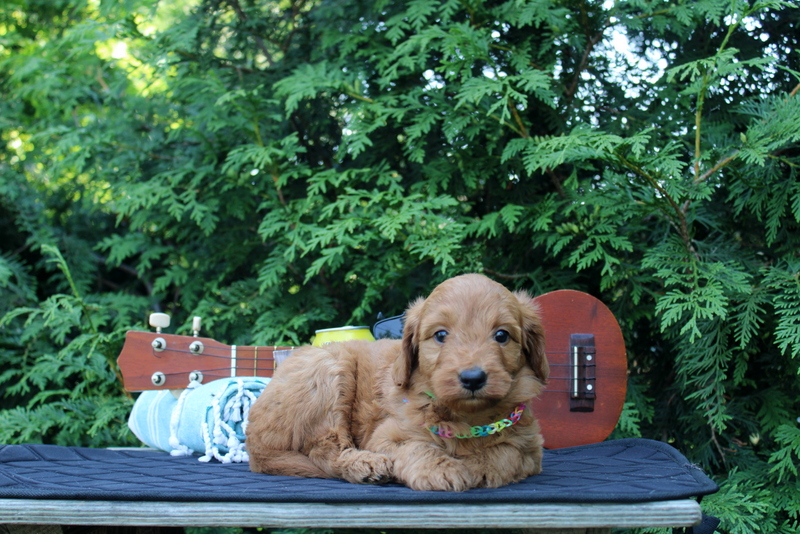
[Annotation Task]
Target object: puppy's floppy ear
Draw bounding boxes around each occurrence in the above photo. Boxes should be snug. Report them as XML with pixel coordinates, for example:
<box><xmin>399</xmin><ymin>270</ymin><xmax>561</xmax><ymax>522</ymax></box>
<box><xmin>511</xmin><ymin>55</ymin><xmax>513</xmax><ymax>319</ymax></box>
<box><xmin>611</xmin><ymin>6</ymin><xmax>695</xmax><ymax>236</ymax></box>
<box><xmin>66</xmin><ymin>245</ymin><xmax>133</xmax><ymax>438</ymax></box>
<box><xmin>515</xmin><ymin>291</ymin><xmax>549</xmax><ymax>381</ymax></box>
<box><xmin>393</xmin><ymin>297</ymin><xmax>424</xmax><ymax>389</ymax></box>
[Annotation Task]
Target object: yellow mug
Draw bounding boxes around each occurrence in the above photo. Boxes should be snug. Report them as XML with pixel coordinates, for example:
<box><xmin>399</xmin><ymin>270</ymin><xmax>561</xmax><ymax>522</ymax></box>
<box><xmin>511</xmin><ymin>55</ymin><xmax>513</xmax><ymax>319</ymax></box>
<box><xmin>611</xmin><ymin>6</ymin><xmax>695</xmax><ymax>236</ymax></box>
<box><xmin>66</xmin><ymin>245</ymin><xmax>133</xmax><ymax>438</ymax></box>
<box><xmin>313</xmin><ymin>326</ymin><xmax>375</xmax><ymax>346</ymax></box>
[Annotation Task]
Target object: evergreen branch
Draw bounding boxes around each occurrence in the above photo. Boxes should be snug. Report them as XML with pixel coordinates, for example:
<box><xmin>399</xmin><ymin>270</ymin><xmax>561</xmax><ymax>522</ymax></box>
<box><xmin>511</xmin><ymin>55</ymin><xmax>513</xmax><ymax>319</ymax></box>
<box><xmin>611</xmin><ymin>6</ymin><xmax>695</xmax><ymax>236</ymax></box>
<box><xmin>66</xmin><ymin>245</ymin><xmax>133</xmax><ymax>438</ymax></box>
<box><xmin>108</xmin><ymin>142</ymin><xmax>178</xmax><ymax>161</ymax></box>
<box><xmin>91</xmin><ymin>253</ymin><xmax>155</xmax><ymax>299</ymax></box>
<box><xmin>561</xmin><ymin>4</ymin><xmax>608</xmax><ymax>105</ymax></box>
<box><xmin>710</xmin><ymin>424</ymin><xmax>729</xmax><ymax>468</ymax></box>
<box><xmin>693</xmin><ymin>80</ymin><xmax>797</xmax><ymax>185</ymax></box>
<box><xmin>460</xmin><ymin>0</ymin><xmax>477</xmax><ymax>24</ymax></box>
<box><xmin>489</xmin><ymin>112</ymin><xmax>524</xmax><ymax>136</ymax></box>
<box><xmin>40</xmin><ymin>245</ymin><xmax>97</xmax><ymax>334</ymax></box>
<box><xmin>252</xmin><ymin>117</ymin><xmax>264</xmax><ymax>147</ymax></box>
<box><xmin>546</xmin><ymin>169</ymin><xmax>567</xmax><ymax>198</ymax></box>
<box><xmin>173</xmin><ymin>49</ymin><xmax>256</xmax><ymax>74</ymax></box>
<box><xmin>227</xmin><ymin>0</ymin><xmax>276</xmax><ymax>67</ymax></box>
<box><xmin>271</xmin><ymin>168</ymin><xmax>288</xmax><ymax>209</ymax></box>
<box><xmin>615</xmin><ymin>155</ymin><xmax>693</xmax><ymax>250</ymax></box>
<box><xmin>693</xmin><ymin>79</ymin><xmax>797</xmax><ymax>185</ymax></box>
<box><xmin>278</xmin><ymin>0</ymin><xmax>309</xmax><ymax>54</ymax></box>
<box><xmin>768</xmin><ymin>154</ymin><xmax>799</xmax><ymax>168</ymax></box>
<box><xmin>694</xmin><ymin>82</ymin><xmax>707</xmax><ymax>178</ymax></box>
<box><xmin>695</xmin><ymin>151</ymin><xmax>740</xmax><ymax>184</ymax></box>
<box><xmin>489</xmin><ymin>43</ymin><xmax>546</xmax><ymax>72</ymax></box>
<box><xmin>509</xmin><ymin>102</ymin><xmax>529</xmax><ymax>138</ymax></box>
<box><xmin>693</xmin><ymin>5</ymin><xmax>751</xmax><ymax>177</ymax></box>
<box><xmin>630</xmin><ymin>8</ymin><xmax>674</xmax><ymax>20</ymax></box>
<box><xmin>565</xmin><ymin>30</ymin><xmax>604</xmax><ymax>103</ymax></box>
<box><xmin>247</xmin><ymin>112</ymin><xmax>285</xmax><ymax>208</ymax></box>
<box><xmin>344</xmin><ymin>89</ymin><xmax>376</xmax><ymax>104</ymax></box>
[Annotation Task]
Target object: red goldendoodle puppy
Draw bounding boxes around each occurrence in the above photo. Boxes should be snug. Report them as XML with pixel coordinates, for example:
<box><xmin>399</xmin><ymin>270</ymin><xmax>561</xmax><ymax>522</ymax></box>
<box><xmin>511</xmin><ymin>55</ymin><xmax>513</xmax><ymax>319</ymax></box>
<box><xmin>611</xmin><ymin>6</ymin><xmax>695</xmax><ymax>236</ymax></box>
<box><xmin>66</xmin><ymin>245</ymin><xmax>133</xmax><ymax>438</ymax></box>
<box><xmin>247</xmin><ymin>273</ymin><xmax>548</xmax><ymax>491</ymax></box>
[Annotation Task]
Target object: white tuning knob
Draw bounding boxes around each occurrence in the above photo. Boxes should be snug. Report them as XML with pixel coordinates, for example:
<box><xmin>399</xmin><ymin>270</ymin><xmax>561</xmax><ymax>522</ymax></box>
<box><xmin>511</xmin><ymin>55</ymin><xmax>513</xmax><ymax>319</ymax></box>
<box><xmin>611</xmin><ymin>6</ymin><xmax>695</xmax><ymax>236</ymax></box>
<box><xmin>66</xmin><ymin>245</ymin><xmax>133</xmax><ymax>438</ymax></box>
<box><xmin>149</xmin><ymin>313</ymin><xmax>170</xmax><ymax>333</ymax></box>
<box><xmin>192</xmin><ymin>316</ymin><xmax>202</xmax><ymax>337</ymax></box>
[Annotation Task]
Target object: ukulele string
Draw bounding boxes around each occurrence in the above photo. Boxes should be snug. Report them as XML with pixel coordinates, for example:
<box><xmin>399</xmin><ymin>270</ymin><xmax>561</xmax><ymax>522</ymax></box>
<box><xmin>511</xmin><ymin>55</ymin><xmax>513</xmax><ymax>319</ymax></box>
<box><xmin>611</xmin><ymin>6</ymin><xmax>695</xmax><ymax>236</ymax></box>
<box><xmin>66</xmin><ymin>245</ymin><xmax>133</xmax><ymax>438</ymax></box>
<box><xmin>148</xmin><ymin>347</ymin><xmax>604</xmax><ymax>383</ymax></box>
<box><xmin>153</xmin><ymin>346</ymin><xmax>579</xmax><ymax>361</ymax></box>
<box><xmin>153</xmin><ymin>368</ymin><xmax>275</xmax><ymax>379</ymax></box>
<box><xmin>149</xmin><ymin>347</ymin><xmax>278</xmax><ymax>378</ymax></box>
<box><xmin>146</xmin><ymin>374</ymin><xmax>585</xmax><ymax>394</ymax></box>
<box><xmin>152</xmin><ymin>346</ymin><xmax>281</xmax><ymax>365</ymax></box>
<box><xmin>151</xmin><ymin>369</ymin><xmax>603</xmax><ymax>384</ymax></box>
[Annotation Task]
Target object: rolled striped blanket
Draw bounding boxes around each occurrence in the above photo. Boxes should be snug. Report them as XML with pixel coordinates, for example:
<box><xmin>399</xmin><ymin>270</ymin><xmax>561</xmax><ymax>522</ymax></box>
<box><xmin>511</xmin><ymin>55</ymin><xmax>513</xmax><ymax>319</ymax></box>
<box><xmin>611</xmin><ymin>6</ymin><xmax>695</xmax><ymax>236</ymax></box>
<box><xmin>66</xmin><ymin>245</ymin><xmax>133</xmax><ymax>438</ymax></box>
<box><xmin>128</xmin><ymin>377</ymin><xmax>271</xmax><ymax>463</ymax></box>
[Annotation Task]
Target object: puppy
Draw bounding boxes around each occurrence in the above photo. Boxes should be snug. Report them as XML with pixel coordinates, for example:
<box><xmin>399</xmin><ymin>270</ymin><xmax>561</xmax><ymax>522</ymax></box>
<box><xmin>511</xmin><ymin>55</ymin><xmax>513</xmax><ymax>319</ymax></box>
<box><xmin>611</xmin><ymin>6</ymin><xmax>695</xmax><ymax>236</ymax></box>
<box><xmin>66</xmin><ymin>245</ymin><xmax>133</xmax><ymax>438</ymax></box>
<box><xmin>247</xmin><ymin>273</ymin><xmax>548</xmax><ymax>491</ymax></box>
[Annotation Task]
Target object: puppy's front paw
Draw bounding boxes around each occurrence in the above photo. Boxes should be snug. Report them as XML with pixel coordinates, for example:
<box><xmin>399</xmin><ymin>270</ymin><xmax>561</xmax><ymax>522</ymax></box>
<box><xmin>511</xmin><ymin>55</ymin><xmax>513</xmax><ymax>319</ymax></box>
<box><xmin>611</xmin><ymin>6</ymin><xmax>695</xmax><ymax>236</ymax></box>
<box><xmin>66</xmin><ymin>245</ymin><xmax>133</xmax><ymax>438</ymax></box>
<box><xmin>339</xmin><ymin>449</ymin><xmax>393</xmax><ymax>485</ymax></box>
<box><xmin>402</xmin><ymin>456</ymin><xmax>476</xmax><ymax>492</ymax></box>
<box><xmin>475</xmin><ymin>450</ymin><xmax>542</xmax><ymax>488</ymax></box>
<box><xmin>476</xmin><ymin>470</ymin><xmax>515</xmax><ymax>489</ymax></box>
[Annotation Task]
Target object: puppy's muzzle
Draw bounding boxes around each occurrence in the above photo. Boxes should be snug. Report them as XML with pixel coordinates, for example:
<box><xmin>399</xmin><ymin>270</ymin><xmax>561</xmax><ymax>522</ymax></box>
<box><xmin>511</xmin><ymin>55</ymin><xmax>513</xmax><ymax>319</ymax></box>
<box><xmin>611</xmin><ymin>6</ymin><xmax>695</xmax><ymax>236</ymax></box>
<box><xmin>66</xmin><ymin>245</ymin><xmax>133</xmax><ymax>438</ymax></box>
<box><xmin>459</xmin><ymin>367</ymin><xmax>488</xmax><ymax>392</ymax></box>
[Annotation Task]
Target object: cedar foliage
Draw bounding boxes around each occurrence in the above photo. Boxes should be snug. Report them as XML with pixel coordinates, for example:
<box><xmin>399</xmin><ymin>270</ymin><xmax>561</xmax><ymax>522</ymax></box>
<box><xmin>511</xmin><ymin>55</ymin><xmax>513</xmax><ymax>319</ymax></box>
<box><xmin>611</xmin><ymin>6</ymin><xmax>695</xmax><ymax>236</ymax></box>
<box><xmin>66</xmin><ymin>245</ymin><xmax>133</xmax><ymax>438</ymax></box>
<box><xmin>1</xmin><ymin>0</ymin><xmax>799</xmax><ymax>531</ymax></box>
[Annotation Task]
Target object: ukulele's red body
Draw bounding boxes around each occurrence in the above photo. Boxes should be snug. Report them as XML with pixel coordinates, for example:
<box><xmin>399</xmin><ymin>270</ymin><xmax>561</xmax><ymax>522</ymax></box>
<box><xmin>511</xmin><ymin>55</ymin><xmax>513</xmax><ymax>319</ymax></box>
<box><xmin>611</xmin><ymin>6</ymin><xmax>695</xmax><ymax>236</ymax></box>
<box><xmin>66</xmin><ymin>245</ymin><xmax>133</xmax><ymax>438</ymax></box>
<box><xmin>117</xmin><ymin>290</ymin><xmax>627</xmax><ymax>449</ymax></box>
<box><xmin>530</xmin><ymin>290</ymin><xmax>627</xmax><ymax>448</ymax></box>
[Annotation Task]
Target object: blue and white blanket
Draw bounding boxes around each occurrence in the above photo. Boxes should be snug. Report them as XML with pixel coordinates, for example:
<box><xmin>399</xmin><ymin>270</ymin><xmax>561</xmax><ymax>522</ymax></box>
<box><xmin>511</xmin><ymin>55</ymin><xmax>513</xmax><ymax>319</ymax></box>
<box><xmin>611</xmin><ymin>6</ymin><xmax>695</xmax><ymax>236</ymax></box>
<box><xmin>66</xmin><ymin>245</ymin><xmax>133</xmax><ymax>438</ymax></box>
<box><xmin>128</xmin><ymin>377</ymin><xmax>270</xmax><ymax>464</ymax></box>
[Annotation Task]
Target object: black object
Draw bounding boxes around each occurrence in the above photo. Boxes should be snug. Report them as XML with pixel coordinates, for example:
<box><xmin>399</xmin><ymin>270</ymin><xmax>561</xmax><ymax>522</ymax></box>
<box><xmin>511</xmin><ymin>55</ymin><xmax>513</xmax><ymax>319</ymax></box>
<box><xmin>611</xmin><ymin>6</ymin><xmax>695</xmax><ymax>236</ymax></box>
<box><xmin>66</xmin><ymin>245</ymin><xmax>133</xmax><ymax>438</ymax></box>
<box><xmin>372</xmin><ymin>313</ymin><xmax>404</xmax><ymax>339</ymax></box>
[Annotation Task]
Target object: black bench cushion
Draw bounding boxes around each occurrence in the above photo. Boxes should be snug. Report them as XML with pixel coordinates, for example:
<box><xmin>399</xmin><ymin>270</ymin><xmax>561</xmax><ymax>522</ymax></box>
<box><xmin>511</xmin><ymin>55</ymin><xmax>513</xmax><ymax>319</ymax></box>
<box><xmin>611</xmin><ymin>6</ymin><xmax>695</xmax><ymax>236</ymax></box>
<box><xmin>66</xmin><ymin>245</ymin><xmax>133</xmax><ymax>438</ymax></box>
<box><xmin>0</xmin><ymin>438</ymin><xmax>717</xmax><ymax>504</ymax></box>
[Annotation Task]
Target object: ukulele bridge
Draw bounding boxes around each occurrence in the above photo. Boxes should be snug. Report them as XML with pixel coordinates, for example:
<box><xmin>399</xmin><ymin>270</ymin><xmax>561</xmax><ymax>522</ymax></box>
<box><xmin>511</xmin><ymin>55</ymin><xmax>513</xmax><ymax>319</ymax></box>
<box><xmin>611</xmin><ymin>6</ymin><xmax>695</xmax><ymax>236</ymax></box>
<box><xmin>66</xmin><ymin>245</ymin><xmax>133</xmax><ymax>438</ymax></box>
<box><xmin>570</xmin><ymin>334</ymin><xmax>596</xmax><ymax>412</ymax></box>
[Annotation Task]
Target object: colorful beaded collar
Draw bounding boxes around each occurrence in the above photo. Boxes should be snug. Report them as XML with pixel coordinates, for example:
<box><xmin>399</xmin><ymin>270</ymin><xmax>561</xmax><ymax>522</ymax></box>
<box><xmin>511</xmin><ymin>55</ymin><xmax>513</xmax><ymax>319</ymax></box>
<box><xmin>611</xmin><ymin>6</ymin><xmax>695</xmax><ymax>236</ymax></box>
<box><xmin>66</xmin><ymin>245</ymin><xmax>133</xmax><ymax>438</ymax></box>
<box><xmin>404</xmin><ymin>392</ymin><xmax>526</xmax><ymax>439</ymax></box>
<box><xmin>430</xmin><ymin>403</ymin><xmax>526</xmax><ymax>439</ymax></box>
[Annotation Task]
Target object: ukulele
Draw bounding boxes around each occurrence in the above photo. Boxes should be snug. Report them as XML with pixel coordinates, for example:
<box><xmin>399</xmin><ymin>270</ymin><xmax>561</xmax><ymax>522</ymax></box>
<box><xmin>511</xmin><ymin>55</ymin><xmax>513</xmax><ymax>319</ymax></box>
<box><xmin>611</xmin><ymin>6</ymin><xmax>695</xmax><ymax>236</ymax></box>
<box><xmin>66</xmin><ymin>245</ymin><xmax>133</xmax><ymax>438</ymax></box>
<box><xmin>116</xmin><ymin>290</ymin><xmax>627</xmax><ymax>449</ymax></box>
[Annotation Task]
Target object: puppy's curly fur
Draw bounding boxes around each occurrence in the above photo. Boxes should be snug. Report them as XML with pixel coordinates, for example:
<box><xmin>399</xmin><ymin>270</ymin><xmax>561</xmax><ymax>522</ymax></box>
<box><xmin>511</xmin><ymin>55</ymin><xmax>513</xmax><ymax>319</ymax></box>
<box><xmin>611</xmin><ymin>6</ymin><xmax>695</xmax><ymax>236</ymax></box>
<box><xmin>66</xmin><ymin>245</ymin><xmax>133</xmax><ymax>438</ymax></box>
<box><xmin>247</xmin><ymin>273</ymin><xmax>548</xmax><ymax>491</ymax></box>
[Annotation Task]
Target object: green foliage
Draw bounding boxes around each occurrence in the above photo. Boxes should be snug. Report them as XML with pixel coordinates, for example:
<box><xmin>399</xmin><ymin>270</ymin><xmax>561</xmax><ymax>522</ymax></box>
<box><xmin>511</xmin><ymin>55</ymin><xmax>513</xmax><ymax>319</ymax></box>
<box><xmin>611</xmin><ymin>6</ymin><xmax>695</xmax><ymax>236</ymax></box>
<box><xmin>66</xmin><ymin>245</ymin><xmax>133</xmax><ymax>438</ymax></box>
<box><xmin>2</xmin><ymin>0</ymin><xmax>800</xmax><ymax>531</ymax></box>
<box><xmin>0</xmin><ymin>245</ymin><xmax>144</xmax><ymax>446</ymax></box>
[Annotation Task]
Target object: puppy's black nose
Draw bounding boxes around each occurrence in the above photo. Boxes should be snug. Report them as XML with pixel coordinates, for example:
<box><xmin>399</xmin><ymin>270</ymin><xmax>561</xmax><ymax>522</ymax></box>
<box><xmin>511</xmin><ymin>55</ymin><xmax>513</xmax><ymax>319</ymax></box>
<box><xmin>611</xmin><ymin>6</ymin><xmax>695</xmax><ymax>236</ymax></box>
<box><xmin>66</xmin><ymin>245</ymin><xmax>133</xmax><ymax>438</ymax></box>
<box><xmin>459</xmin><ymin>367</ymin><xmax>488</xmax><ymax>392</ymax></box>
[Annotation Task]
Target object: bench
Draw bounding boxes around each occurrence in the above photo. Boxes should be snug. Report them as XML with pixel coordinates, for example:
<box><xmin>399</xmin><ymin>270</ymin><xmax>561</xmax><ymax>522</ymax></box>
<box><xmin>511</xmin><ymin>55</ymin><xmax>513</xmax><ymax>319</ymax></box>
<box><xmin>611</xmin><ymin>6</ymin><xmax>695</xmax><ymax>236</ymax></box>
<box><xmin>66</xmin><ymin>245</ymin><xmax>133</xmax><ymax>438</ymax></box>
<box><xmin>0</xmin><ymin>438</ymin><xmax>716</xmax><ymax>533</ymax></box>
<box><xmin>0</xmin><ymin>292</ymin><xmax>718</xmax><ymax>533</ymax></box>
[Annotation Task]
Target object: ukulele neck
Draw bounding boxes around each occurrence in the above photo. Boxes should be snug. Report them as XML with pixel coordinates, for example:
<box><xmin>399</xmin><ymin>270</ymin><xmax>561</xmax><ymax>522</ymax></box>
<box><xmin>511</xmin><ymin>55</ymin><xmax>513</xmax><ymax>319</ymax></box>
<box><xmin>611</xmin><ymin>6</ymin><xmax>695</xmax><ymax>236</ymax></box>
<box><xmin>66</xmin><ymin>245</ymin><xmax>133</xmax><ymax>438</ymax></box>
<box><xmin>222</xmin><ymin>344</ymin><xmax>296</xmax><ymax>378</ymax></box>
<box><xmin>116</xmin><ymin>330</ymin><xmax>294</xmax><ymax>391</ymax></box>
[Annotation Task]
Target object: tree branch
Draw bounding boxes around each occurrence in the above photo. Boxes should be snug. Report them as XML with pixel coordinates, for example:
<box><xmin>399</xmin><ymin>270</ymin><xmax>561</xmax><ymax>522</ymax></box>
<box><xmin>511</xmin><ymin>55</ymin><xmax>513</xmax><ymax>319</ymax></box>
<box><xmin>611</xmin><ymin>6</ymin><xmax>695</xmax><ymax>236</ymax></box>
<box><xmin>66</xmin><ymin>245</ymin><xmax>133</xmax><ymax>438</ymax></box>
<box><xmin>228</xmin><ymin>0</ymin><xmax>276</xmax><ymax>67</ymax></box>
<box><xmin>694</xmin><ymin>151</ymin><xmax>739</xmax><ymax>185</ymax></box>
<box><xmin>546</xmin><ymin>169</ymin><xmax>567</xmax><ymax>198</ymax></box>
<box><xmin>509</xmin><ymin>102</ymin><xmax>529</xmax><ymax>138</ymax></box>
<box><xmin>616</xmin><ymin>155</ymin><xmax>694</xmax><ymax>252</ymax></box>
<box><xmin>174</xmin><ymin>49</ymin><xmax>255</xmax><ymax>73</ymax></box>
<box><xmin>565</xmin><ymin>31</ymin><xmax>603</xmax><ymax>103</ymax></box>
<box><xmin>693</xmin><ymin>13</ymin><xmax>745</xmax><ymax>178</ymax></box>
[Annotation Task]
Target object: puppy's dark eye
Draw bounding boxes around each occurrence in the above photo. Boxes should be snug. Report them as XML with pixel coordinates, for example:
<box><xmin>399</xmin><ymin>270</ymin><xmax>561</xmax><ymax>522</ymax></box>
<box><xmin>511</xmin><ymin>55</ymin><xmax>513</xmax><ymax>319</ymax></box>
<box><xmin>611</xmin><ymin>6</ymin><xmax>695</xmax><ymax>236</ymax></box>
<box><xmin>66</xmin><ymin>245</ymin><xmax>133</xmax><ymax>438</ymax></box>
<box><xmin>494</xmin><ymin>330</ymin><xmax>510</xmax><ymax>344</ymax></box>
<box><xmin>433</xmin><ymin>330</ymin><xmax>448</xmax><ymax>344</ymax></box>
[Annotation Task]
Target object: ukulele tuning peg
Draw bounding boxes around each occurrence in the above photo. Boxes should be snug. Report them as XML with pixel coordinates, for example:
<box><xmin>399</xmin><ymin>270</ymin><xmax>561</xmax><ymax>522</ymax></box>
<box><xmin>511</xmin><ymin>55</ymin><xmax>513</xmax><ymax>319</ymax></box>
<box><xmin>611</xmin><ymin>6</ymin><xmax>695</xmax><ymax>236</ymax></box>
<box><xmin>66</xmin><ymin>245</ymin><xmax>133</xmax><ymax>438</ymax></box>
<box><xmin>151</xmin><ymin>372</ymin><xmax>166</xmax><ymax>386</ymax></box>
<box><xmin>192</xmin><ymin>316</ymin><xmax>202</xmax><ymax>337</ymax></box>
<box><xmin>149</xmin><ymin>313</ymin><xmax>171</xmax><ymax>334</ymax></box>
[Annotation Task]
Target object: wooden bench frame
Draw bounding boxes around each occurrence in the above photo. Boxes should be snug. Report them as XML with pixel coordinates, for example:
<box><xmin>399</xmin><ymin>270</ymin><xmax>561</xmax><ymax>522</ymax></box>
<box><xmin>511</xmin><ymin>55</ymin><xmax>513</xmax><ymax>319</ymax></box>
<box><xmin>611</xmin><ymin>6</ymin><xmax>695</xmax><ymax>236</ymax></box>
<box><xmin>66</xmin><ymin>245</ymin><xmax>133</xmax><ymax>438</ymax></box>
<box><xmin>0</xmin><ymin>498</ymin><xmax>702</xmax><ymax>532</ymax></box>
